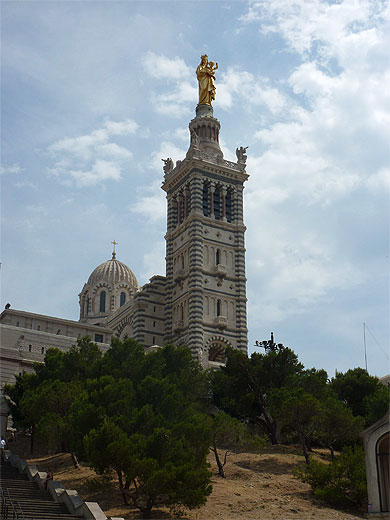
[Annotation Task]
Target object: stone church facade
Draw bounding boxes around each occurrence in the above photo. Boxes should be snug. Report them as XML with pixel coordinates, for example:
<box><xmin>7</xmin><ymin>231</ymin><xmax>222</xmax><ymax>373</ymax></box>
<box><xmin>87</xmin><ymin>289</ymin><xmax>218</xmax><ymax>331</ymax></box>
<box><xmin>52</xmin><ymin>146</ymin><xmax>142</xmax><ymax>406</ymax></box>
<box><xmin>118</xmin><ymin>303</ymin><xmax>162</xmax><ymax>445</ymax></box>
<box><xmin>0</xmin><ymin>97</ymin><xmax>249</xmax><ymax>435</ymax></box>
<box><xmin>77</xmin><ymin>102</ymin><xmax>249</xmax><ymax>367</ymax></box>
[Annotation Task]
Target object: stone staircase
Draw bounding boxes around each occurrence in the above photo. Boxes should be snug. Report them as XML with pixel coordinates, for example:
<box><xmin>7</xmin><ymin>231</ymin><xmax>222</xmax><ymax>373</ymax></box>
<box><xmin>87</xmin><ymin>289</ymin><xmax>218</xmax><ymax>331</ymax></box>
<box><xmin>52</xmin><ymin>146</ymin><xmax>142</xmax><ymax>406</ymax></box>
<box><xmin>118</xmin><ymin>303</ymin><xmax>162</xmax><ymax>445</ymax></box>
<box><xmin>0</xmin><ymin>458</ymin><xmax>81</xmax><ymax>519</ymax></box>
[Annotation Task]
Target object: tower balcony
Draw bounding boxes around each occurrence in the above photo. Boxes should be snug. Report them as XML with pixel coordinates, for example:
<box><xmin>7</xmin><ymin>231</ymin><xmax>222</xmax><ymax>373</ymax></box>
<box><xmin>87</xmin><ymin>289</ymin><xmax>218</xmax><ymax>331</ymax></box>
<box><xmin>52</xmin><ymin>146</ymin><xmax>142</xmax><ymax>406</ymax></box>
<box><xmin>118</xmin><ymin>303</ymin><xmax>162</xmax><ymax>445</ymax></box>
<box><xmin>174</xmin><ymin>320</ymin><xmax>185</xmax><ymax>333</ymax></box>
<box><xmin>174</xmin><ymin>269</ymin><xmax>186</xmax><ymax>283</ymax></box>
<box><xmin>214</xmin><ymin>316</ymin><xmax>227</xmax><ymax>329</ymax></box>
<box><xmin>215</xmin><ymin>264</ymin><xmax>227</xmax><ymax>277</ymax></box>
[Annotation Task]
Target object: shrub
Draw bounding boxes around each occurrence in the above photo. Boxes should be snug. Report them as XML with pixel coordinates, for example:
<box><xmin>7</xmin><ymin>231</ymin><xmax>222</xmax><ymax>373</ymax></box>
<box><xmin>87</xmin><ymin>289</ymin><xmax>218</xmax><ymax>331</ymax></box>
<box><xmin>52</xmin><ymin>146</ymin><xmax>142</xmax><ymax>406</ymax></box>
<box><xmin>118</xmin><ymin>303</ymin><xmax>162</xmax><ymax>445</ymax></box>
<box><xmin>82</xmin><ymin>474</ymin><xmax>113</xmax><ymax>492</ymax></box>
<box><xmin>295</xmin><ymin>445</ymin><xmax>367</xmax><ymax>509</ymax></box>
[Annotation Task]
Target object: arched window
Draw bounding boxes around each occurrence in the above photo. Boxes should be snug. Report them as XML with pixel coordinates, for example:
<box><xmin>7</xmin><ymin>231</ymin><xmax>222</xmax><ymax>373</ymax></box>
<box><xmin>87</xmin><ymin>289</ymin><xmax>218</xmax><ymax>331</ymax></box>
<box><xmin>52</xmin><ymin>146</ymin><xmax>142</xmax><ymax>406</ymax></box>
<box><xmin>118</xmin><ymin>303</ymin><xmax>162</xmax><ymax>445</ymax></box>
<box><xmin>208</xmin><ymin>343</ymin><xmax>226</xmax><ymax>363</ymax></box>
<box><xmin>120</xmin><ymin>292</ymin><xmax>126</xmax><ymax>307</ymax></box>
<box><xmin>214</xmin><ymin>187</ymin><xmax>221</xmax><ymax>219</ymax></box>
<box><xmin>179</xmin><ymin>196</ymin><xmax>185</xmax><ymax>223</ymax></box>
<box><xmin>216</xmin><ymin>299</ymin><xmax>221</xmax><ymax>316</ymax></box>
<box><xmin>226</xmin><ymin>190</ymin><xmax>232</xmax><ymax>222</ymax></box>
<box><xmin>216</xmin><ymin>249</ymin><xmax>221</xmax><ymax>265</ymax></box>
<box><xmin>203</xmin><ymin>183</ymin><xmax>209</xmax><ymax>216</ymax></box>
<box><xmin>99</xmin><ymin>291</ymin><xmax>106</xmax><ymax>313</ymax></box>
<box><xmin>377</xmin><ymin>432</ymin><xmax>390</xmax><ymax>512</ymax></box>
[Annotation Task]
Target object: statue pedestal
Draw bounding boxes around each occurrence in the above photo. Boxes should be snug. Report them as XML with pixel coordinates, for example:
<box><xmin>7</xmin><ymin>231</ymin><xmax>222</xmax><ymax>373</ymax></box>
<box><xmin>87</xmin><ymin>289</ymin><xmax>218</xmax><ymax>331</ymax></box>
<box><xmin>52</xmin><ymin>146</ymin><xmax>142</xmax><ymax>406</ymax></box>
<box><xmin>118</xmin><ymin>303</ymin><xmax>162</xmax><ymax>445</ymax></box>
<box><xmin>196</xmin><ymin>104</ymin><xmax>213</xmax><ymax>118</ymax></box>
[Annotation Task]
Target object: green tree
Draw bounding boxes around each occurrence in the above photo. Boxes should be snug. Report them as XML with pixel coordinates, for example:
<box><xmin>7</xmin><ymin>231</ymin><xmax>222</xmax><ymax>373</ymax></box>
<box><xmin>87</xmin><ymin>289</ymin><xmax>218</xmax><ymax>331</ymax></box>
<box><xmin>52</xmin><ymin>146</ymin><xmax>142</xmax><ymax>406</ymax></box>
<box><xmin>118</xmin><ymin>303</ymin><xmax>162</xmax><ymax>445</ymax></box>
<box><xmin>20</xmin><ymin>379</ymin><xmax>82</xmax><ymax>454</ymax></box>
<box><xmin>330</xmin><ymin>367</ymin><xmax>388</xmax><ymax>424</ymax></box>
<box><xmin>270</xmin><ymin>388</ymin><xmax>321</xmax><ymax>464</ymax></box>
<box><xmin>362</xmin><ymin>383</ymin><xmax>390</xmax><ymax>426</ymax></box>
<box><xmin>209</xmin><ymin>412</ymin><xmax>265</xmax><ymax>478</ymax></box>
<box><xmin>101</xmin><ymin>337</ymin><xmax>145</xmax><ymax>382</ymax></box>
<box><xmin>316</xmin><ymin>397</ymin><xmax>364</xmax><ymax>460</ymax></box>
<box><xmin>34</xmin><ymin>337</ymin><xmax>103</xmax><ymax>383</ymax></box>
<box><xmin>4</xmin><ymin>372</ymin><xmax>39</xmax><ymax>430</ymax></box>
<box><xmin>296</xmin><ymin>445</ymin><xmax>367</xmax><ymax>508</ymax></box>
<box><xmin>212</xmin><ymin>346</ymin><xmax>303</xmax><ymax>443</ymax></box>
<box><xmin>66</xmin><ymin>376</ymin><xmax>136</xmax><ymax>458</ymax></box>
<box><xmin>84</xmin><ymin>376</ymin><xmax>212</xmax><ymax>518</ymax></box>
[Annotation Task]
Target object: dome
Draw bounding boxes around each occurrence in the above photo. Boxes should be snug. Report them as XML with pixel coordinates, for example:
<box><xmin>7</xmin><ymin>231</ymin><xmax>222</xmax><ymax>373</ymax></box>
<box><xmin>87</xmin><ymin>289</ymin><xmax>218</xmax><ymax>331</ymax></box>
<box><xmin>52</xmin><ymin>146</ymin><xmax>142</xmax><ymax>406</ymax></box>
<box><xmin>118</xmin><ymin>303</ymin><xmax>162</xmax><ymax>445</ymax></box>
<box><xmin>87</xmin><ymin>255</ymin><xmax>138</xmax><ymax>289</ymax></box>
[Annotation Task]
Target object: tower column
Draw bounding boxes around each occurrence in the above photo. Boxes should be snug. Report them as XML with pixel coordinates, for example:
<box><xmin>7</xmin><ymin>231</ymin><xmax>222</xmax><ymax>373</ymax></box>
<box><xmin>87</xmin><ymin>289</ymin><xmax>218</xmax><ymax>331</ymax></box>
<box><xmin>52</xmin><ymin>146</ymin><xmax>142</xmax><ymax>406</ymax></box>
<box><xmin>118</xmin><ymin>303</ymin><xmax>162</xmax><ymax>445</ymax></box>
<box><xmin>187</xmin><ymin>176</ymin><xmax>204</xmax><ymax>355</ymax></box>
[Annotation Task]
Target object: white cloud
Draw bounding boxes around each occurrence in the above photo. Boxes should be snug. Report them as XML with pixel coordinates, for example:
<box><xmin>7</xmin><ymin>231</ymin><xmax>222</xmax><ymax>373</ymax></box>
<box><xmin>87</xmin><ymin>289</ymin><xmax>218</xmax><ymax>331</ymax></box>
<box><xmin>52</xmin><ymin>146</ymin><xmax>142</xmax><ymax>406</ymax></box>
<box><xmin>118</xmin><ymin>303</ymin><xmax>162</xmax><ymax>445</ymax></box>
<box><xmin>218</xmin><ymin>67</ymin><xmax>287</xmax><ymax>114</ymax></box>
<box><xmin>142</xmin><ymin>51</ymin><xmax>191</xmax><ymax>79</ymax></box>
<box><xmin>68</xmin><ymin>160</ymin><xmax>122</xmax><ymax>187</ymax></box>
<box><xmin>14</xmin><ymin>181</ymin><xmax>38</xmax><ymax>190</ymax></box>
<box><xmin>149</xmin><ymin>140</ymin><xmax>188</xmax><ymax>171</ymax></box>
<box><xmin>47</xmin><ymin>119</ymin><xmax>137</xmax><ymax>187</ymax></box>
<box><xmin>366</xmin><ymin>167</ymin><xmax>390</xmax><ymax>191</ymax></box>
<box><xmin>130</xmin><ymin>140</ymin><xmax>186</xmax><ymax>223</ymax></box>
<box><xmin>142</xmin><ymin>52</ymin><xmax>196</xmax><ymax>117</ymax></box>
<box><xmin>49</xmin><ymin>130</ymin><xmax>107</xmax><ymax>160</ymax></box>
<box><xmin>104</xmin><ymin>119</ymin><xmax>138</xmax><ymax>135</ymax></box>
<box><xmin>98</xmin><ymin>143</ymin><xmax>133</xmax><ymax>160</ymax></box>
<box><xmin>130</xmin><ymin>190</ymin><xmax>166</xmax><ymax>223</ymax></box>
<box><xmin>141</xmin><ymin>238</ymin><xmax>166</xmax><ymax>283</ymax></box>
<box><xmin>0</xmin><ymin>164</ymin><xmax>22</xmax><ymax>175</ymax></box>
<box><xmin>239</xmin><ymin>0</ymin><xmax>388</xmax><ymax>322</ymax></box>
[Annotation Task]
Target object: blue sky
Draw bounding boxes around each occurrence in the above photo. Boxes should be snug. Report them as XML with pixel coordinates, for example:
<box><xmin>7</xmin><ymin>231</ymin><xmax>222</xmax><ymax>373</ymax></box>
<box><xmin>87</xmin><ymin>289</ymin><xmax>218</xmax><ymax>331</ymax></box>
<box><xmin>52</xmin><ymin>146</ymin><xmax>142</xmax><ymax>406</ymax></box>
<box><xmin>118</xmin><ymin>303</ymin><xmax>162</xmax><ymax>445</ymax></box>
<box><xmin>1</xmin><ymin>0</ymin><xmax>389</xmax><ymax>378</ymax></box>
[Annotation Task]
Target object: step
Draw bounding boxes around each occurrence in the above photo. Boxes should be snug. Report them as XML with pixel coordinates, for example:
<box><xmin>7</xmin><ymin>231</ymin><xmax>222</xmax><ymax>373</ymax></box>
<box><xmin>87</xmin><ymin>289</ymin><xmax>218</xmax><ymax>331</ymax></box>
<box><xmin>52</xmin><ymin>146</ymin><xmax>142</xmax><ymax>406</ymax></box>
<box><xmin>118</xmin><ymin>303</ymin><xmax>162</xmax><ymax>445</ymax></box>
<box><xmin>0</xmin><ymin>461</ymin><xmax>82</xmax><ymax>520</ymax></box>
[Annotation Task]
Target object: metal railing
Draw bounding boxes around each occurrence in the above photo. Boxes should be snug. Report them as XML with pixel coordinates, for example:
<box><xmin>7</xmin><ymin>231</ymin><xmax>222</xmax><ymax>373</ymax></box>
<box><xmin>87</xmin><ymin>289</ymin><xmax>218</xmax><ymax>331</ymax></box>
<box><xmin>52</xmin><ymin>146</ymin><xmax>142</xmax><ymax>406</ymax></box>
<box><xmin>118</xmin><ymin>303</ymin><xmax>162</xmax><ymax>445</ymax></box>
<box><xmin>0</xmin><ymin>486</ymin><xmax>25</xmax><ymax>520</ymax></box>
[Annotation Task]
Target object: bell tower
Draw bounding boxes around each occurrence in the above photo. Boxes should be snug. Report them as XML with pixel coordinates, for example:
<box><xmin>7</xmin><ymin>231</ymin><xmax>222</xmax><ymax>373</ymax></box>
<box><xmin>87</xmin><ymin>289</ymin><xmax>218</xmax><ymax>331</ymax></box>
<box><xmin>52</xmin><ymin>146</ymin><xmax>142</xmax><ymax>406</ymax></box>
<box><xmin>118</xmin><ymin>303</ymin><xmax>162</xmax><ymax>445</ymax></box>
<box><xmin>161</xmin><ymin>56</ymin><xmax>249</xmax><ymax>367</ymax></box>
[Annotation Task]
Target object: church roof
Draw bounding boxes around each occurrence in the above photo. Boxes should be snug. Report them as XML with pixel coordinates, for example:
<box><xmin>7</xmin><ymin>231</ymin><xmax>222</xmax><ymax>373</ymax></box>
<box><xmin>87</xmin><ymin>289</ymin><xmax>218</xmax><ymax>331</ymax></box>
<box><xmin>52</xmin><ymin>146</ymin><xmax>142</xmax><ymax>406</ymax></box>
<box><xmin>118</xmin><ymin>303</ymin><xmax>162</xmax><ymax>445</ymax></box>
<box><xmin>87</xmin><ymin>255</ymin><xmax>138</xmax><ymax>289</ymax></box>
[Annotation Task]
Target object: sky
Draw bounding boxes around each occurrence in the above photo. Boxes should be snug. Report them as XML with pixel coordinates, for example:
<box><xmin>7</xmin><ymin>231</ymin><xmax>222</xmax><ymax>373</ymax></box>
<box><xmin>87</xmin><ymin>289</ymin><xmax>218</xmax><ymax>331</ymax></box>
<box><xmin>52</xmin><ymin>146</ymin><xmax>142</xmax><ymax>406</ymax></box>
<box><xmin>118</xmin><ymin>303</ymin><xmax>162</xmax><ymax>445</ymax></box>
<box><xmin>1</xmin><ymin>0</ymin><xmax>389</xmax><ymax>379</ymax></box>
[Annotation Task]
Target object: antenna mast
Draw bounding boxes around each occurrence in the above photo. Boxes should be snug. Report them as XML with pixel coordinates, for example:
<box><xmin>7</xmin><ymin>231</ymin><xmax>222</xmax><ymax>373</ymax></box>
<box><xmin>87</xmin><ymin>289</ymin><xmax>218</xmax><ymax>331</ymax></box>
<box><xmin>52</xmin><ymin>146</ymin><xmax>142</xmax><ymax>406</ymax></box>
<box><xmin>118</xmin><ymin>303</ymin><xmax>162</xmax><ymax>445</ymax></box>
<box><xmin>363</xmin><ymin>322</ymin><xmax>368</xmax><ymax>372</ymax></box>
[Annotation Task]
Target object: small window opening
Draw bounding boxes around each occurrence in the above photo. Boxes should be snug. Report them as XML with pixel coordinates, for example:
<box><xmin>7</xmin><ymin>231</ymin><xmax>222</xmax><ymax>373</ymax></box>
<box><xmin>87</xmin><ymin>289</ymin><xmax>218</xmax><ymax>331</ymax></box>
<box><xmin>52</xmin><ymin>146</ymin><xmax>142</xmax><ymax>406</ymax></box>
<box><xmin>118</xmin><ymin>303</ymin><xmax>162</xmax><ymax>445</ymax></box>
<box><xmin>216</xmin><ymin>249</ymin><xmax>221</xmax><ymax>265</ymax></box>
<box><xmin>179</xmin><ymin>197</ymin><xmax>185</xmax><ymax>223</ymax></box>
<box><xmin>28</xmin><ymin>345</ymin><xmax>32</xmax><ymax>352</ymax></box>
<box><xmin>153</xmin><ymin>321</ymin><xmax>156</xmax><ymax>328</ymax></box>
<box><xmin>226</xmin><ymin>190</ymin><xmax>232</xmax><ymax>222</ymax></box>
<box><xmin>202</xmin><ymin>184</ymin><xmax>209</xmax><ymax>216</ymax></box>
<box><xmin>120</xmin><ymin>292</ymin><xmax>126</xmax><ymax>307</ymax></box>
<box><xmin>100</xmin><ymin>291</ymin><xmax>106</xmax><ymax>313</ymax></box>
<box><xmin>41</xmin><ymin>347</ymin><xmax>45</xmax><ymax>354</ymax></box>
<box><xmin>216</xmin><ymin>299</ymin><xmax>221</xmax><ymax>317</ymax></box>
<box><xmin>214</xmin><ymin>187</ymin><xmax>221</xmax><ymax>220</ymax></box>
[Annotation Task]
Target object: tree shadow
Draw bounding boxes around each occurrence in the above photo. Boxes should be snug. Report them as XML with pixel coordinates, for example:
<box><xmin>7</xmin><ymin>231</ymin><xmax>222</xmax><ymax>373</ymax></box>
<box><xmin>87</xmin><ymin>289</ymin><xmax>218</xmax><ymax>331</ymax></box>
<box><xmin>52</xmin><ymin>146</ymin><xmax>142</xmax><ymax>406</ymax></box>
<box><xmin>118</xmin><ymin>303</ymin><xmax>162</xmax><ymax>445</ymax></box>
<box><xmin>234</xmin><ymin>456</ymin><xmax>299</xmax><ymax>475</ymax></box>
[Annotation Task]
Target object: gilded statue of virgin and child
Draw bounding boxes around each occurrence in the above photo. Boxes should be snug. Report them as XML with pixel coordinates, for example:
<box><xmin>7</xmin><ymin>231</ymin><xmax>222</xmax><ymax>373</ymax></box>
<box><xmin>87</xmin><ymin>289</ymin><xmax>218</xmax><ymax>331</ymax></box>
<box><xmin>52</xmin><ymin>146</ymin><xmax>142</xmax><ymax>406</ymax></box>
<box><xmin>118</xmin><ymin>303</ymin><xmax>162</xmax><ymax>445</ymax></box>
<box><xmin>196</xmin><ymin>54</ymin><xmax>218</xmax><ymax>106</ymax></box>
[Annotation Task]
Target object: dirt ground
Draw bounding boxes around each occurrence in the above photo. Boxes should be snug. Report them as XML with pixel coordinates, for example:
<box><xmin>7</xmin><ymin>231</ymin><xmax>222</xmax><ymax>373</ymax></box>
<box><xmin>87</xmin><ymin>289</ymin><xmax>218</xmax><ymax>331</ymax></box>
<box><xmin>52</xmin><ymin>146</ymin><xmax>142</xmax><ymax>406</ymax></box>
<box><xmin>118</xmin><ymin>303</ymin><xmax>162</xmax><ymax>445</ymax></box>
<box><xmin>27</xmin><ymin>446</ymin><xmax>366</xmax><ymax>520</ymax></box>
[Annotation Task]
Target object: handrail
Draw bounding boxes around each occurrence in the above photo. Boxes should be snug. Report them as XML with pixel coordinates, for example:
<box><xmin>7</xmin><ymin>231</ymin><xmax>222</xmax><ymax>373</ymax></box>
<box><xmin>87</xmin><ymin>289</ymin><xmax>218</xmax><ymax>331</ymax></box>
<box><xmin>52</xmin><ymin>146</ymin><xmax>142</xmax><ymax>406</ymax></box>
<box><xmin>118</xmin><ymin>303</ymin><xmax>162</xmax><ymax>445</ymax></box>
<box><xmin>15</xmin><ymin>500</ymin><xmax>25</xmax><ymax>520</ymax></box>
<box><xmin>0</xmin><ymin>485</ymin><xmax>9</xmax><ymax>518</ymax></box>
<box><xmin>1</xmin><ymin>486</ymin><xmax>25</xmax><ymax>520</ymax></box>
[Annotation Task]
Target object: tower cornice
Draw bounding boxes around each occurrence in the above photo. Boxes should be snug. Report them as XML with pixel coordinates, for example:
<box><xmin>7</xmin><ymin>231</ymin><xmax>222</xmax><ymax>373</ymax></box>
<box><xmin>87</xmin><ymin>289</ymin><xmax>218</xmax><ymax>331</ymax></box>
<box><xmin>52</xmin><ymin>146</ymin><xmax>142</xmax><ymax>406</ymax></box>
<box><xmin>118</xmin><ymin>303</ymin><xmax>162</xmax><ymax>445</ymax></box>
<box><xmin>162</xmin><ymin>156</ymin><xmax>249</xmax><ymax>193</ymax></box>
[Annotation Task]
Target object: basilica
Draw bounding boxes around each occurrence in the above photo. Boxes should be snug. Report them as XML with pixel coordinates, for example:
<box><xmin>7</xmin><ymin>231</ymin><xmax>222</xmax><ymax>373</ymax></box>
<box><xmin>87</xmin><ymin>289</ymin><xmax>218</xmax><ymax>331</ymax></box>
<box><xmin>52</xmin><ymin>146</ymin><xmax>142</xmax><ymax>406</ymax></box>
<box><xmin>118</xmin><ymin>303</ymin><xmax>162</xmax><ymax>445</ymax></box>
<box><xmin>0</xmin><ymin>57</ymin><xmax>249</xmax><ymax>436</ymax></box>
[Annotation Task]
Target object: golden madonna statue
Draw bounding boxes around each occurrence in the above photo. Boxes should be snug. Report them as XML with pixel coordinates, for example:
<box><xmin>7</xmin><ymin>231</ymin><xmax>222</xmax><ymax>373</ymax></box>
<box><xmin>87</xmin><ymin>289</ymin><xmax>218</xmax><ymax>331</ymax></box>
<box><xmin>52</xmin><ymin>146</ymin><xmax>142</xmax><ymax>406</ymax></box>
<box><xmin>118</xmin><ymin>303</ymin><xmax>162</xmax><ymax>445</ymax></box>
<box><xmin>196</xmin><ymin>54</ymin><xmax>218</xmax><ymax>106</ymax></box>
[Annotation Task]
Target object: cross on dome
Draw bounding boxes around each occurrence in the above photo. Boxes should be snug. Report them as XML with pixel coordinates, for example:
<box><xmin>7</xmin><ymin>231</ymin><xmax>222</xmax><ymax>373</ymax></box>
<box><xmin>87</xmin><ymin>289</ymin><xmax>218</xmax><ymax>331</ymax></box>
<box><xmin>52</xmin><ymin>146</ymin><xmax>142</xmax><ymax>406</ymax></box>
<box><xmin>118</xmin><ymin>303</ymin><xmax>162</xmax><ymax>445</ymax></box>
<box><xmin>111</xmin><ymin>240</ymin><xmax>118</xmax><ymax>259</ymax></box>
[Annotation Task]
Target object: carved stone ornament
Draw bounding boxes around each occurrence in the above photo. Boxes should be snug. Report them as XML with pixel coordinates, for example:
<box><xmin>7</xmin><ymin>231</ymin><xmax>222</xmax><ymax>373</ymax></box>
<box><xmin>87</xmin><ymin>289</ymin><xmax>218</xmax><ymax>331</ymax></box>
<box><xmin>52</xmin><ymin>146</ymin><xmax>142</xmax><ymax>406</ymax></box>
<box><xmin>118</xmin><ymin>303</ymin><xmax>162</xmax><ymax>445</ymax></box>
<box><xmin>236</xmin><ymin>146</ymin><xmax>248</xmax><ymax>164</ymax></box>
<box><xmin>162</xmin><ymin>157</ymin><xmax>174</xmax><ymax>174</ymax></box>
<box><xmin>190</xmin><ymin>129</ymin><xmax>200</xmax><ymax>149</ymax></box>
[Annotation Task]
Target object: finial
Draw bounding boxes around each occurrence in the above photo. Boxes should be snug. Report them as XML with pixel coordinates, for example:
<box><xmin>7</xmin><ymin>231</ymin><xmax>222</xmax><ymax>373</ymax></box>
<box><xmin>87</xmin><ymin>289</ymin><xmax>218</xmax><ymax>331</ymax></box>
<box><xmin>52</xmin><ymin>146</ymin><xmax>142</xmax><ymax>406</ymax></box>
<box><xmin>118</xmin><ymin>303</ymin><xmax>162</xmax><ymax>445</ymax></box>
<box><xmin>111</xmin><ymin>240</ymin><xmax>118</xmax><ymax>259</ymax></box>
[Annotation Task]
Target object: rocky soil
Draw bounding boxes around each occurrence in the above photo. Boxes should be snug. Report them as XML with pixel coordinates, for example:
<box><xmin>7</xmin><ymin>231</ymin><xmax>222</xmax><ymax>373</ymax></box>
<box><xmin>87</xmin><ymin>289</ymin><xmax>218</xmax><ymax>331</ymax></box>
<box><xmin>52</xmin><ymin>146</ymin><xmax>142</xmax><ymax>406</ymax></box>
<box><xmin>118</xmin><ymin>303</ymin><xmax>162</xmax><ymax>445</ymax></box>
<box><xmin>27</xmin><ymin>445</ymin><xmax>366</xmax><ymax>520</ymax></box>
